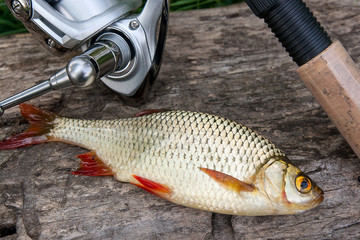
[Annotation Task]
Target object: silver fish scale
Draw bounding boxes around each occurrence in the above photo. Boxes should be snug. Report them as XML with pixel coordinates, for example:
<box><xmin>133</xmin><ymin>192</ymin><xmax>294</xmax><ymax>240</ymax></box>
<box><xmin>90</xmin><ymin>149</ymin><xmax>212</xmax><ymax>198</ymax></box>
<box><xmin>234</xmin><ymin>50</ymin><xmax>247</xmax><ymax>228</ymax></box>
<box><xmin>50</xmin><ymin>110</ymin><xmax>285</xmax><ymax>213</ymax></box>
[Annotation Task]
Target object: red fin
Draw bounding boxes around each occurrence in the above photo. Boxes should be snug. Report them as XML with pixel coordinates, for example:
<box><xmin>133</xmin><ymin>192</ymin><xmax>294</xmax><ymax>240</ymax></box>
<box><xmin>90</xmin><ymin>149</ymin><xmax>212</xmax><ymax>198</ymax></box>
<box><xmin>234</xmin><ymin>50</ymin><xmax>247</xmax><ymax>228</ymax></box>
<box><xmin>71</xmin><ymin>151</ymin><xmax>113</xmax><ymax>176</ymax></box>
<box><xmin>0</xmin><ymin>103</ymin><xmax>56</xmax><ymax>149</ymax></box>
<box><xmin>199</xmin><ymin>167</ymin><xmax>255</xmax><ymax>192</ymax></box>
<box><xmin>131</xmin><ymin>175</ymin><xmax>172</xmax><ymax>199</ymax></box>
<box><xmin>134</xmin><ymin>109</ymin><xmax>169</xmax><ymax>117</ymax></box>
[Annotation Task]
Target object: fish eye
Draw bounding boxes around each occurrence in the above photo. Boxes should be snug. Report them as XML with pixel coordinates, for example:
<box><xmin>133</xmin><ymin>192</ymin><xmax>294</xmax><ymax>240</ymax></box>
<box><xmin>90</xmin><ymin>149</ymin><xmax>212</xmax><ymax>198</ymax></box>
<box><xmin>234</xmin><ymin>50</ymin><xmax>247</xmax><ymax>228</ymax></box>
<box><xmin>295</xmin><ymin>175</ymin><xmax>312</xmax><ymax>194</ymax></box>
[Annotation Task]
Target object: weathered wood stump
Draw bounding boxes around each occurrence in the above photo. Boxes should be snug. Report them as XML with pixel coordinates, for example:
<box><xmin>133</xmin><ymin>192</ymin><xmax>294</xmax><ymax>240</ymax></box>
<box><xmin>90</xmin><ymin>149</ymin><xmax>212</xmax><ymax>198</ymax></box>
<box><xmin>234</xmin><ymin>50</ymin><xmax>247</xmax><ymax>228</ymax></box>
<box><xmin>0</xmin><ymin>0</ymin><xmax>359</xmax><ymax>239</ymax></box>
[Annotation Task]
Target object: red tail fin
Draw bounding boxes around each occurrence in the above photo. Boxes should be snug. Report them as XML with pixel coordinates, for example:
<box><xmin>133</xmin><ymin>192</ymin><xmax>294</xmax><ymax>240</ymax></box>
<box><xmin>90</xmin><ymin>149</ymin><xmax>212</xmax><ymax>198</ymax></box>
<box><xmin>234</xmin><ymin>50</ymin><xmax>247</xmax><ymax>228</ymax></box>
<box><xmin>0</xmin><ymin>103</ymin><xmax>57</xmax><ymax>149</ymax></box>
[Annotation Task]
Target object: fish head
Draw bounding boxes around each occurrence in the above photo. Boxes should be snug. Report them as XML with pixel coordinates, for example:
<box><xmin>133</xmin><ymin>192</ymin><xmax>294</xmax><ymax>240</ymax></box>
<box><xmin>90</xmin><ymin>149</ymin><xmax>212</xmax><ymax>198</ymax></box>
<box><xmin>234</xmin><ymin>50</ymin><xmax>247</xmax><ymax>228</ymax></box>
<box><xmin>261</xmin><ymin>156</ymin><xmax>324</xmax><ymax>214</ymax></box>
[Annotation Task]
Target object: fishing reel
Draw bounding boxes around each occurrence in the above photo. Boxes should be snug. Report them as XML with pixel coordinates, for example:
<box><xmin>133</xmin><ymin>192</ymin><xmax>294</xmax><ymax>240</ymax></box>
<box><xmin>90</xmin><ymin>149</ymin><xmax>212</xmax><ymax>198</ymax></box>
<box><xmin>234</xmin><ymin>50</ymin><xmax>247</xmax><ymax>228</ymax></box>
<box><xmin>0</xmin><ymin>0</ymin><xmax>169</xmax><ymax>116</ymax></box>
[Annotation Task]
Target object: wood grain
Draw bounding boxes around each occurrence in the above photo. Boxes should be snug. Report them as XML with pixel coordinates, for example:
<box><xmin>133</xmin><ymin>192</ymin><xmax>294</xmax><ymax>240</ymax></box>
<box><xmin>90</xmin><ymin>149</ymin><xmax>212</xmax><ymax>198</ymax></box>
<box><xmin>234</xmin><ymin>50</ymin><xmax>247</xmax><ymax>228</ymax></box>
<box><xmin>0</xmin><ymin>0</ymin><xmax>359</xmax><ymax>239</ymax></box>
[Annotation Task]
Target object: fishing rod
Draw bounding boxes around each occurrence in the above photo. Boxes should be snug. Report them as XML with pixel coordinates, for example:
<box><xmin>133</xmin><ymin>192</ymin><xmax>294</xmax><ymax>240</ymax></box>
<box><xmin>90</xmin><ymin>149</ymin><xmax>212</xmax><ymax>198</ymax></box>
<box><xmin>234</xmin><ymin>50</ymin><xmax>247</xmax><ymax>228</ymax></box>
<box><xmin>244</xmin><ymin>0</ymin><xmax>360</xmax><ymax>158</ymax></box>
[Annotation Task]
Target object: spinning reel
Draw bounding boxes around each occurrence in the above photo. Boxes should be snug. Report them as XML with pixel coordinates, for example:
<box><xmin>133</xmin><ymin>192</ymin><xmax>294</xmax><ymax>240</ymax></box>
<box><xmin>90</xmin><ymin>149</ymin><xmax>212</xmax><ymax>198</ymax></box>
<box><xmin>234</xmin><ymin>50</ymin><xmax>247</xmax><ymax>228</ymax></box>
<box><xmin>0</xmin><ymin>0</ymin><xmax>169</xmax><ymax>115</ymax></box>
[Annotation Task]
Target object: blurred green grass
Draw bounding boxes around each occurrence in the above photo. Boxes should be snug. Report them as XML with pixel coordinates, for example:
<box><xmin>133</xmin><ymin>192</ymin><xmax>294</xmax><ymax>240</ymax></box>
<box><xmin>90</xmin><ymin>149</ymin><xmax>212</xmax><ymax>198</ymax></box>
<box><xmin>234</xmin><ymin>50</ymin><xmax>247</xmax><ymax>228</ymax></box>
<box><xmin>170</xmin><ymin>0</ymin><xmax>243</xmax><ymax>11</ymax></box>
<box><xmin>0</xmin><ymin>1</ymin><xmax>28</xmax><ymax>36</ymax></box>
<box><xmin>0</xmin><ymin>0</ymin><xmax>243</xmax><ymax>36</ymax></box>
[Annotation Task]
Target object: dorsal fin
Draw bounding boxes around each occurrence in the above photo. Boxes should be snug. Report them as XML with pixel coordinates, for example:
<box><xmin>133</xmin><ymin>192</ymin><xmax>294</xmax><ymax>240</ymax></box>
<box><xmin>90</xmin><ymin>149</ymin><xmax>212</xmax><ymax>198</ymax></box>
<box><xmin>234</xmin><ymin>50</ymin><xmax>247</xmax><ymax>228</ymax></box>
<box><xmin>134</xmin><ymin>109</ymin><xmax>169</xmax><ymax>117</ymax></box>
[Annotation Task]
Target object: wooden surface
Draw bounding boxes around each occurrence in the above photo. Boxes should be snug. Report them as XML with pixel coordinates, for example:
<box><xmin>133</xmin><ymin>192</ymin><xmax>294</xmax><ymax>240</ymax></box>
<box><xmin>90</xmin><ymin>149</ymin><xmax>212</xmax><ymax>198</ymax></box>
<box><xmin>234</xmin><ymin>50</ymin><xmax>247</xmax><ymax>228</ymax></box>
<box><xmin>0</xmin><ymin>1</ymin><xmax>360</xmax><ymax>239</ymax></box>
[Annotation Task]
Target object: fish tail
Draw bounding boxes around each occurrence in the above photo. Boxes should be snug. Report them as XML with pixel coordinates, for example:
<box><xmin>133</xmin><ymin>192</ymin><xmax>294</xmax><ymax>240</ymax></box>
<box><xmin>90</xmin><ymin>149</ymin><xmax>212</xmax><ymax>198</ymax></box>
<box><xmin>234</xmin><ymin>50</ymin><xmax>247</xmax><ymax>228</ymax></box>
<box><xmin>0</xmin><ymin>103</ymin><xmax>57</xmax><ymax>149</ymax></box>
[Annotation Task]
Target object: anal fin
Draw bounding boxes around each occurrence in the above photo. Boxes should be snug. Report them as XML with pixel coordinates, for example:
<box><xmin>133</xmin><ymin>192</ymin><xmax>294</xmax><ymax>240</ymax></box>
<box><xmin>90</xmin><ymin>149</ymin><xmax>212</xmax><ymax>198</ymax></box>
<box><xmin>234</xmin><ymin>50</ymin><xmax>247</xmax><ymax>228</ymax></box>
<box><xmin>71</xmin><ymin>151</ymin><xmax>113</xmax><ymax>176</ymax></box>
<box><xmin>199</xmin><ymin>167</ymin><xmax>255</xmax><ymax>192</ymax></box>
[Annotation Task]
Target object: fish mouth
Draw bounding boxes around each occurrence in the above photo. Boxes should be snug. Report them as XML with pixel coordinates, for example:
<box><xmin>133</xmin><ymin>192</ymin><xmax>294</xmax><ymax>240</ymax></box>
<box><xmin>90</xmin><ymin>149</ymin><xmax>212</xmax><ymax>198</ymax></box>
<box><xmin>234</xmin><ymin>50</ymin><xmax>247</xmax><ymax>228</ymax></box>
<box><xmin>314</xmin><ymin>194</ymin><xmax>324</xmax><ymax>204</ymax></box>
<box><xmin>313</xmin><ymin>188</ymin><xmax>324</xmax><ymax>206</ymax></box>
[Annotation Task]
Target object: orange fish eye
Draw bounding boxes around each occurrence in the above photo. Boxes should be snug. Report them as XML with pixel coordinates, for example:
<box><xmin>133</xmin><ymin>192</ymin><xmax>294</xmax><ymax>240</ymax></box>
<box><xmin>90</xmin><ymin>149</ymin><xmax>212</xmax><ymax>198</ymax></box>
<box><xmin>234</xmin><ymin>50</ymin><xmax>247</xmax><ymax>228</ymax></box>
<box><xmin>295</xmin><ymin>175</ymin><xmax>312</xmax><ymax>194</ymax></box>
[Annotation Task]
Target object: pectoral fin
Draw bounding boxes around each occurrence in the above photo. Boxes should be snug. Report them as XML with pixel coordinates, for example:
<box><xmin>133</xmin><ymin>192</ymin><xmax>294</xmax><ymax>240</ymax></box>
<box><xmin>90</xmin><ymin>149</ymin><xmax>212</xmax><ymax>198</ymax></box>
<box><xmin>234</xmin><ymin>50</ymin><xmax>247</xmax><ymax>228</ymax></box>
<box><xmin>199</xmin><ymin>167</ymin><xmax>255</xmax><ymax>192</ymax></box>
<box><xmin>71</xmin><ymin>151</ymin><xmax>113</xmax><ymax>176</ymax></box>
<box><xmin>131</xmin><ymin>175</ymin><xmax>172</xmax><ymax>199</ymax></box>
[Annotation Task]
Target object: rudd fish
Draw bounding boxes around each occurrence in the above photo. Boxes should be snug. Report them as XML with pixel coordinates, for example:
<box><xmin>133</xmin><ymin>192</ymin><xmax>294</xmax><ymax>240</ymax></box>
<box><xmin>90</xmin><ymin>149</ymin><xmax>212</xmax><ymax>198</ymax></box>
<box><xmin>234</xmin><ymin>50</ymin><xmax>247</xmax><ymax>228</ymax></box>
<box><xmin>0</xmin><ymin>104</ymin><xmax>323</xmax><ymax>215</ymax></box>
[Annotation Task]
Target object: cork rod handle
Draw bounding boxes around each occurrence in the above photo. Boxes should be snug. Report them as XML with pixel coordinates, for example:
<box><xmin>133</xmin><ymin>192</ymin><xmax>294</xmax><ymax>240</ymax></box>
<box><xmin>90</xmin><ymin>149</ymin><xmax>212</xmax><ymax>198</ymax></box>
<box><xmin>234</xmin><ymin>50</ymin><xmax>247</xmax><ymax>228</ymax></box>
<box><xmin>297</xmin><ymin>40</ymin><xmax>360</xmax><ymax>157</ymax></box>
